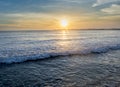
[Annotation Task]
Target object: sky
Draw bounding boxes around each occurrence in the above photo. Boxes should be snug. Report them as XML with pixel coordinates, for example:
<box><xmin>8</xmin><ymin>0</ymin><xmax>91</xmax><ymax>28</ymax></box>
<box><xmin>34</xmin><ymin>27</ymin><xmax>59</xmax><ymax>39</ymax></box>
<box><xmin>0</xmin><ymin>0</ymin><xmax>120</xmax><ymax>30</ymax></box>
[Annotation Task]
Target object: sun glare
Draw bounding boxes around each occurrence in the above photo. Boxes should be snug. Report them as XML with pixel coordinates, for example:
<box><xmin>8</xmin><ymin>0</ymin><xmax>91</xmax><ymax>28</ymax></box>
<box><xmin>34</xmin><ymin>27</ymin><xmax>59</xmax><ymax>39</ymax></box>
<box><xmin>60</xmin><ymin>19</ymin><xmax>68</xmax><ymax>28</ymax></box>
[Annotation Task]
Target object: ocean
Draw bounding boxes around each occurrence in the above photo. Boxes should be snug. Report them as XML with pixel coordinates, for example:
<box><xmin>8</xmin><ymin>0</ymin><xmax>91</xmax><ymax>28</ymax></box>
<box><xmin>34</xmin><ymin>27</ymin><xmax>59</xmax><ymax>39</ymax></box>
<box><xmin>0</xmin><ymin>29</ymin><xmax>120</xmax><ymax>87</ymax></box>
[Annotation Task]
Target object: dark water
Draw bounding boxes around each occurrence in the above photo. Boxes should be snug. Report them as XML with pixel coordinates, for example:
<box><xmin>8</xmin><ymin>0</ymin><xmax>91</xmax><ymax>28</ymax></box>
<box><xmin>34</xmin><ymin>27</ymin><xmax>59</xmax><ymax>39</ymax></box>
<box><xmin>0</xmin><ymin>50</ymin><xmax>120</xmax><ymax>87</ymax></box>
<box><xmin>0</xmin><ymin>30</ymin><xmax>120</xmax><ymax>87</ymax></box>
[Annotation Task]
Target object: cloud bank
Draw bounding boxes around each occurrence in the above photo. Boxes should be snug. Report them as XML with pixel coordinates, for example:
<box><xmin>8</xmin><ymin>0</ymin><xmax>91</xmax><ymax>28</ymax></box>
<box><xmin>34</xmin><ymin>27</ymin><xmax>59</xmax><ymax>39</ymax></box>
<box><xmin>101</xmin><ymin>4</ymin><xmax>120</xmax><ymax>14</ymax></box>
<box><xmin>93</xmin><ymin>0</ymin><xmax>119</xmax><ymax>7</ymax></box>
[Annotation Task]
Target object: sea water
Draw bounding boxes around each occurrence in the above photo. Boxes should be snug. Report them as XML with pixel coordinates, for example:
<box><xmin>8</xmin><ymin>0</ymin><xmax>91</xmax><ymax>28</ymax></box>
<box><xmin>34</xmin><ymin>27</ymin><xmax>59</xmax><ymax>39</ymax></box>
<box><xmin>0</xmin><ymin>29</ymin><xmax>120</xmax><ymax>87</ymax></box>
<box><xmin>0</xmin><ymin>30</ymin><xmax>120</xmax><ymax>64</ymax></box>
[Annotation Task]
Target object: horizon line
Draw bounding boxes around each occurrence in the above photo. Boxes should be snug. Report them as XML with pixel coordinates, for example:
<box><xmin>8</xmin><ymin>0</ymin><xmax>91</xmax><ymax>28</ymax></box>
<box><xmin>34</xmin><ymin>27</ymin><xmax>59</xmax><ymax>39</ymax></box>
<box><xmin>0</xmin><ymin>28</ymin><xmax>120</xmax><ymax>32</ymax></box>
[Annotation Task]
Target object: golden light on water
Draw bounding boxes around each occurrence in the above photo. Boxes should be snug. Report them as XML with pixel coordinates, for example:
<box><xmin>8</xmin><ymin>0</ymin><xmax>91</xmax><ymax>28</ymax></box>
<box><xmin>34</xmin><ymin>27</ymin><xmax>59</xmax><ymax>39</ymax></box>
<box><xmin>60</xmin><ymin>19</ymin><xmax>68</xmax><ymax>28</ymax></box>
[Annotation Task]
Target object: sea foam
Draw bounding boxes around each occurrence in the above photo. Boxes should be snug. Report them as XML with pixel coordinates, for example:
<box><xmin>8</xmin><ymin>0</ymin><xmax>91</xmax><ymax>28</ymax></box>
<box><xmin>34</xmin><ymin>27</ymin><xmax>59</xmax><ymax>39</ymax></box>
<box><xmin>0</xmin><ymin>30</ymin><xmax>120</xmax><ymax>64</ymax></box>
<box><xmin>0</xmin><ymin>44</ymin><xmax>120</xmax><ymax>64</ymax></box>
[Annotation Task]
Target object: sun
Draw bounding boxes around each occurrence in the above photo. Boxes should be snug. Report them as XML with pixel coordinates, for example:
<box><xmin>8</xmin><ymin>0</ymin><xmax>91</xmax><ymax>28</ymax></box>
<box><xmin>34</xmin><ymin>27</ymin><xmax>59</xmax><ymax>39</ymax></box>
<box><xmin>60</xmin><ymin>19</ymin><xmax>68</xmax><ymax>28</ymax></box>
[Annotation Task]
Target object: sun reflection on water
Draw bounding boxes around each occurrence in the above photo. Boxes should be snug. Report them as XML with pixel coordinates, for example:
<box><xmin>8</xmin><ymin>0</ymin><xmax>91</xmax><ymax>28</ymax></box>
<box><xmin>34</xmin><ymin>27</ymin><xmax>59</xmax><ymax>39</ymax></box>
<box><xmin>56</xmin><ymin>30</ymin><xmax>71</xmax><ymax>51</ymax></box>
<box><xmin>61</xmin><ymin>30</ymin><xmax>68</xmax><ymax>40</ymax></box>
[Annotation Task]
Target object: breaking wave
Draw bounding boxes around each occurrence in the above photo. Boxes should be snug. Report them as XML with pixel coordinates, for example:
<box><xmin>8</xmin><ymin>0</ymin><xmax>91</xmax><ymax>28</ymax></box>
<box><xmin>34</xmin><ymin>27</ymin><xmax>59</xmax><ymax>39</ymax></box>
<box><xmin>0</xmin><ymin>44</ymin><xmax>120</xmax><ymax>64</ymax></box>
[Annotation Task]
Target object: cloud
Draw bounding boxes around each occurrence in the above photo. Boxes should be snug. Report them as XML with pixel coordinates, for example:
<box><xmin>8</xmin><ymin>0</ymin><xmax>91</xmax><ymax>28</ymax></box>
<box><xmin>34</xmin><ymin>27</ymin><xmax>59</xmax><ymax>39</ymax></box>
<box><xmin>92</xmin><ymin>0</ymin><xmax>119</xmax><ymax>7</ymax></box>
<box><xmin>101</xmin><ymin>4</ymin><xmax>120</xmax><ymax>14</ymax></box>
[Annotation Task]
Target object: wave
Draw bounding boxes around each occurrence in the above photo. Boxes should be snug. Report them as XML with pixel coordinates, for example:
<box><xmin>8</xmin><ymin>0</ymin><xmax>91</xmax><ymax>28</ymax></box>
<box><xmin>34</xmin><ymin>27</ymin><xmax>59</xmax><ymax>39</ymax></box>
<box><xmin>0</xmin><ymin>44</ymin><xmax>120</xmax><ymax>64</ymax></box>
